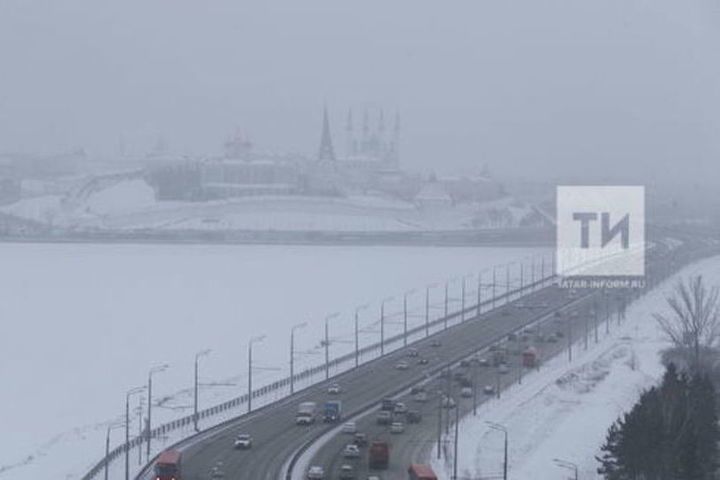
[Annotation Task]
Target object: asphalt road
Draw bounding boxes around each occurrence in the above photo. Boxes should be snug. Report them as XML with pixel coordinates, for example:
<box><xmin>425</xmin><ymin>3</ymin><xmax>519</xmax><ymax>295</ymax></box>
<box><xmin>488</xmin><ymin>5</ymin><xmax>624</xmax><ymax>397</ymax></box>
<box><xmin>136</xmin><ymin>232</ymin><xmax>713</xmax><ymax>480</ymax></box>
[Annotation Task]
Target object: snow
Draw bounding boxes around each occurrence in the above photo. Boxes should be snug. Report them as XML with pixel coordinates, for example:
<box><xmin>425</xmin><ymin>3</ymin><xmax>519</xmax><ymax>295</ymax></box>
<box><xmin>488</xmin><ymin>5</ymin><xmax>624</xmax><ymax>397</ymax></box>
<box><xmin>0</xmin><ymin>242</ymin><xmax>547</xmax><ymax>480</ymax></box>
<box><xmin>431</xmin><ymin>254</ymin><xmax>720</xmax><ymax>480</ymax></box>
<box><xmin>1</xmin><ymin>179</ymin><xmax>534</xmax><ymax>232</ymax></box>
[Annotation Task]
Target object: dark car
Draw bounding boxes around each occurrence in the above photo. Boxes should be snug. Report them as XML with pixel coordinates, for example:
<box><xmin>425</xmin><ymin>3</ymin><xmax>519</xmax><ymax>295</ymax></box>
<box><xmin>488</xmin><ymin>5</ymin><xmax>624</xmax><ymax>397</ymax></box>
<box><xmin>406</xmin><ymin>410</ymin><xmax>422</xmax><ymax>424</ymax></box>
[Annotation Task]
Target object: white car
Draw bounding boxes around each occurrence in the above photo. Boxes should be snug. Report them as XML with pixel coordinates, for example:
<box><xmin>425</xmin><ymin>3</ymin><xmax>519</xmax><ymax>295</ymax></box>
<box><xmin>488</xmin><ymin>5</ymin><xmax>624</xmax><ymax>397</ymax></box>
<box><xmin>341</xmin><ymin>421</ymin><xmax>357</xmax><ymax>434</ymax></box>
<box><xmin>390</xmin><ymin>421</ymin><xmax>405</xmax><ymax>433</ymax></box>
<box><xmin>484</xmin><ymin>385</ymin><xmax>496</xmax><ymax>395</ymax></box>
<box><xmin>395</xmin><ymin>361</ymin><xmax>410</xmax><ymax>370</ymax></box>
<box><xmin>307</xmin><ymin>465</ymin><xmax>324</xmax><ymax>480</ymax></box>
<box><xmin>327</xmin><ymin>383</ymin><xmax>342</xmax><ymax>395</ymax></box>
<box><xmin>233</xmin><ymin>433</ymin><xmax>253</xmax><ymax>449</ymax></box>
<box><xmin>413</xmin><ymin>391</ymin><xmax>428</xmax><ymax>403</ymax></box>
<box><xmin>393</xmin><ymin>402</ymin><xmax>408</xmax><ymax>414</ymax></box>
<box><xmin>343</xmin><ymin>443</ymin><xmax>361</xmax><ymax>458</ymax></box>
<box><xmin>442</xmin><ymin>396</ymin><xmax>456</xmax><ymax>409</ymax></box>
<box><xmin>460</xmin><ymin>387</ymin><xmax>473</xmax><ymax>398</ymax></box>
<box><xmin>498</xmin><ymin>364</ymin><xmax>510</xmax><ymax>375</ymax></box>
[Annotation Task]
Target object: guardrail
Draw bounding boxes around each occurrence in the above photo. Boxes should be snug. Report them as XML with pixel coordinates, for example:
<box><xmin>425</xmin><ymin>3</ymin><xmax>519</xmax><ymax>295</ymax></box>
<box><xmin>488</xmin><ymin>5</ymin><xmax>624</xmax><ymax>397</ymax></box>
<box><xmin>83</xmin><ymin>265</ymin><xmax>552</xmax><ymax>480</ymax></box>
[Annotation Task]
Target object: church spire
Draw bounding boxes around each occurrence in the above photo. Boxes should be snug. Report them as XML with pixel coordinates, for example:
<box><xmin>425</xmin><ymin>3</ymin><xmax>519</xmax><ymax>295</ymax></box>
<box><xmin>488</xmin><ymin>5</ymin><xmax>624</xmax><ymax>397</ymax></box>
<box><xmin>317</xmin><ymin>106</ymin><xmax>336</xmax><ymax>163</ymax></box>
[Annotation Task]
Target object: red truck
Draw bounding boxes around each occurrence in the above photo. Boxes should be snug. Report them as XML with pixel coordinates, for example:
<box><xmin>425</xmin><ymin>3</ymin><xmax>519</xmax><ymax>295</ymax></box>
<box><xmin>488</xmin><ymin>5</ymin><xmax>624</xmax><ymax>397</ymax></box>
<box><xmin>408</xmin><ymin>464</ymin><xmax>437</xmax><ymax>480</ymax></box>
<box><xmin>369</xmin><ymin>441</ymin><xmax>389</xmax><ymax>470</ymax></box>
<box><xmin>154</xmin><ymin>449</ymin><xmax>182</xmax><ymax>480</ymax></box>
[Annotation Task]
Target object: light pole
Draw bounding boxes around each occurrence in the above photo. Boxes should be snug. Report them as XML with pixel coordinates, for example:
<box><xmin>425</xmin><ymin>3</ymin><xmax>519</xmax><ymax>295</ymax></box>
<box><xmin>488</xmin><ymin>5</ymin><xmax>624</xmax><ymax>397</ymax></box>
<box><xmin>248</xmin><ymin>335</ymin><xmax>266</xmax><ymax>412</ymax></box>
<box><xmin>492</xmin><ymin>265</ymin><xmax>498</xmax><ymax>308</ymax></box>
<box><xmin>354</xmin><ymin>305</ymin><xmax>368</xmax><ymax>367</ymax></box>
<box><xmin>444</xmin><ymin>281</ymin><xmax>449</xmax><ymax>322</ymax></box>
<box><xmin>290</xmin><ymin>322</ymin><xmax>307</xmax><ymax>394</ymax></box>
<box><xmin>146</xmin><ymin>363</ymin><xmax>168</xmax><ymax>461</ymax></box>
<box><xmin>425</xmin><ymin>284</ymin><xmax>437</xmax><ymax>337</ymax></box>
<box><xmin>324</xmin><ymin>312</ymin><xmax>339</xmax><ymax>378</ymax></box>
<box><xmin>380</xmin><ymin>298</ymin><xmax>392</xmax><ymax>356</ymax></box>
<box><xmin>125</xmin><ymin>385</ymin><xmax>146</xmax><ymax>480</ymax></box>
<box><xmin>403</xmin><ymin>289</ymin><xmax>416</xmax><ymax>347</ymax></box>
<box><xmin>554</xmin><ymin>458</ymin><xmax>579</xmax><ymax>480</ymax></box>
<box><xmin>461</xmin><ymin>275</ymin><xmax>471</xmax><ymax>322</ymax></box>
<box><xmin>105</xmin><ymin>422</ymin><xmax>124</xmax><ymax>480</ymax></box>
<box><xmin>193</xmin><ymin>349</ymin><xmax>211</xmax><ymax>432</ymax></box>
<box><xmin>486</xmin><ymin>422</ymin><xmax>508</xmax><ymax>480</ymax></box>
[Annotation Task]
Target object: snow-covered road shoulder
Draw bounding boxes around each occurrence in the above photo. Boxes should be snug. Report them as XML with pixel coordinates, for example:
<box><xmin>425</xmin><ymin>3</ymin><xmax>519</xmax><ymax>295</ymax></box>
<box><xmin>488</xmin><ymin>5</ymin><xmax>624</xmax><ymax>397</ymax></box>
<box><xmin>432</xmin><ymin>255</ymin><xmax>720</xmax><ymax>480</ymax></box>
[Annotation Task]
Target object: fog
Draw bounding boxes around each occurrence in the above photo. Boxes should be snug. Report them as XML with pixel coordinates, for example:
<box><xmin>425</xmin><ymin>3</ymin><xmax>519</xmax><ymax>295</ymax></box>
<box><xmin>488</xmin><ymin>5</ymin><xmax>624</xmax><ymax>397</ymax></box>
<box><xmin>1</xmin><ymin>0</ymin><xmax>719</xmax><ymax>187</ymax></box>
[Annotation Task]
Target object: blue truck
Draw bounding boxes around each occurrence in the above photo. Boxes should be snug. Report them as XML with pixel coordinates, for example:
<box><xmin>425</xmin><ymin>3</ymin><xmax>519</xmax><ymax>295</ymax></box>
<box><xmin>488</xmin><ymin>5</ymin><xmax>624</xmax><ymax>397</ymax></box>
<box><xmin>323</xmin><ymin>400</ymin><xmax>343</xmax><ymax>423</ymax></box>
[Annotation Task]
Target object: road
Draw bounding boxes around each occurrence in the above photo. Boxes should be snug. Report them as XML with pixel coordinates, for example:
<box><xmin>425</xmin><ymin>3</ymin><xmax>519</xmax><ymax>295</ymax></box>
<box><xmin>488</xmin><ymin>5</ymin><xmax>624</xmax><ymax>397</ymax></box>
<box><xmin>135</xmin><ymin>233</ymin><xmax>713</xmax><ymax>480</ymax></box>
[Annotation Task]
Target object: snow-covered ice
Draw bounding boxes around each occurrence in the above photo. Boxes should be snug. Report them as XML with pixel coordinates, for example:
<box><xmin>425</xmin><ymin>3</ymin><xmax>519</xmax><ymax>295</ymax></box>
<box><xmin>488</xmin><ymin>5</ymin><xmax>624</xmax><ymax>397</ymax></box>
<box><xmin>0</xmin><ymin>242</ymin><xmax>547</xmax><ymax>480</ymax></box>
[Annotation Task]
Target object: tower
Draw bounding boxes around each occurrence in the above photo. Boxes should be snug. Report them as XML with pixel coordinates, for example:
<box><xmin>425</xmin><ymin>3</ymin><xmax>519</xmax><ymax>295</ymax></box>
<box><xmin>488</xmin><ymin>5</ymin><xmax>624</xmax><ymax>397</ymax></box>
<box><xmin>317</xmin><ymin>106</ymin><xmax>336</xmax><ymax>163</ymax></box>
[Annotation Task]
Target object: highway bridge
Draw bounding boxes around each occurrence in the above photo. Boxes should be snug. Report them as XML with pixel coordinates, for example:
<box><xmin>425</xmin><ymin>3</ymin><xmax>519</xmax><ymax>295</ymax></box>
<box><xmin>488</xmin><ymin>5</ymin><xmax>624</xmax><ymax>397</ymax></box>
<box><xmin>124</xmin><ymin>231</ymin><xmax>718</xmax><ymax>480</ymax></box>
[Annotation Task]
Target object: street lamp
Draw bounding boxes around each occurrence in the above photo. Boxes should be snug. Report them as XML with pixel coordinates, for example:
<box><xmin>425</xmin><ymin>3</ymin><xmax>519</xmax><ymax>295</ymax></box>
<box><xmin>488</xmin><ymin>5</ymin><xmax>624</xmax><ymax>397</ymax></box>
<box><xmin>354</xmin><ymin>305</ymin><xmax>369</xmax><ymax>367</ymax></box>
<box><xmin>125</xmin><ymin>385</ymin><xmax>146</xmax><ymax>480</ymax></box>
<box><xmin>492</xmin><ymin>265</ymin><xmax>498</xmax><ymax>308</ymax></box>
<box><xmin>105</xmin><ymin>422</ymin><xmax>124</xmax><ymax>480</ymax></box>
<box><xmin>193</xmin><ymin>349</ymin><xmax>211</xmax><ymax>432</ymax></box>
<box><xmin>403</xmin><ymin>289</ymin><xmax>416</xmax><ymax>347</ymax></box>
<box><xmin>290</xmin><ymin>322</ymin><xmax>307</xmax><ymax>394</ymax></box>
<box><xmin>425</xmin><ymin>283</ymin><xmax>438</xmax><ymax>337</ymax></box>
<box><xmin>486</xmin><ymin>422</ymin><xmax>508</xmax><ymax>480</ymax></box>
<box><xmin>248</xmin><ymin>335</ymin><xmax>266</xmax><ymax>412</ymax></box>
<box><xmin>461</xmin><ymin>274</ymin><xmax>472</xmax><ymax>322</ymax></box>
<box><xmin>146</xmin><ymin>363</ymin><xmax>168</xmax><ymax>460</ymax></box>
<box><xmin>380</xmin><ymin>298</ymin><xmax>393</xmax><ymax>356</ymax></box>
<box><xmin>324</xmin><ymin>312</ymin><xmax>339</xmax><ymax>378</ymax></box>
<box><xmin>554</xmin><ymin>458</ymin><xmax>579</xmax><ymax>480</ymax></box>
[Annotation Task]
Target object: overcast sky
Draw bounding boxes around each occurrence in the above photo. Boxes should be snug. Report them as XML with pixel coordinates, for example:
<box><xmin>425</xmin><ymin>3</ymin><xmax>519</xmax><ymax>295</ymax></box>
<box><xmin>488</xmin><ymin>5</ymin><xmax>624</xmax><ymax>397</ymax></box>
<box><xmin>0</xmin><ymin>0</ymin><xmax>718</xmax><ymax>186</ymax></box>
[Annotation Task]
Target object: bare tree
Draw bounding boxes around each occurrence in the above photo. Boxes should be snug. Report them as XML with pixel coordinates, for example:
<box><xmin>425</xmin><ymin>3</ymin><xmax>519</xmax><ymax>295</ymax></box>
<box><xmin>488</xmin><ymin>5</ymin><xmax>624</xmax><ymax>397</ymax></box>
<box><xmin>653</xmin><ymin>275</ymin><xmax>720</xmax><ymax>372</ymax></box>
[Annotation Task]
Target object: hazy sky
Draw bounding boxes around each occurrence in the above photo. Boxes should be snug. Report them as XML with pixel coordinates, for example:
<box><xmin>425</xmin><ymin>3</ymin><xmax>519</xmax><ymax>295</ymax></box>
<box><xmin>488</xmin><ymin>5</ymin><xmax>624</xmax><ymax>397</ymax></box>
<box><xmin>0</xmin><ymin>0</ymin><xmax>718</xmax><ymax>185</ymax></box>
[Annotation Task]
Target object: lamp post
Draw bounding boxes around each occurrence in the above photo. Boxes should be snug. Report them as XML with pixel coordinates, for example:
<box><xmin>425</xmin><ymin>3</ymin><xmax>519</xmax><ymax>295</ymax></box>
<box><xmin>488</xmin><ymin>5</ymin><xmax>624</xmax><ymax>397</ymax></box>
<box><xmin>324</xmin><ymin>312</ymin><xmax>339</xmax><ymax>378</ymax></box>
<box><xmin>492</xmin><ymin>265</ymin><xmax>498</xmax><ymax>308</ymax></box>
<box><xmin>403</xmin><ymin>289</ymin><xmax>416</xmax><ymax>347</ymax></box>
<box><xmin>486</xmin><ymin>422</ymin><xmax>508</xmax><ymax>480</ymax></box>
<box><xmin>354</xmin><ymin>305</ymin><xmax>368</xmax><ymax>367</ymax></box>
<box><xmin>425</xmin><ymin>284</ymin><xmax>437</xmax><ymax>337</ymax></box>
<box><xmin>146</xmin><ymin>363</ymin><xmax>168</xmax><ymax>460</ymax></box>
<box><xmin>380</xmin><ymin>298</ymin><xmax>392</xmax><ymax>356</ymax></box>
<box><xmin>105</xmin><ymin>422</ymin><xmax>124</xmax><ymax>480</ymax></box>
<box><xmin>248</xmin><ymin>335</ymin><xmax>266</xmax><ymax>412</ymax></box>
<box><xmin>290</xmin><ymin>322</ymin><xmax>307</xmax><ymax>394</ymax></box>
<box><xmin>505</xmin><ymin>263</ymin><xmax>512</xmax><ymax>304</ymax></box>
<box><xmin>444</xmin><ymin>281</ymin><xmax>449</xmax><ymax>323</ymax></box>
<box><xmin>193</xmin><ymin>349</ymin><xmax>211</xmax><ymax>432</ymax></box>
<box><xmin>554</xmin><ymin>458</ymin><xmax>579</xmax><ymax>480</ymax></box>
<box><xmin>125</xmin><ymin>385</ymin><xmax>146</xmax><ymax>480</ymax></box>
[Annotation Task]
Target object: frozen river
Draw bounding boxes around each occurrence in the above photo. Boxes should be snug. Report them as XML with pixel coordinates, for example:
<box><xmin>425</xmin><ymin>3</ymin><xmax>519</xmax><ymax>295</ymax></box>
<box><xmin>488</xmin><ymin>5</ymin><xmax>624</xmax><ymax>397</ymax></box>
<box><xmin>0</xmin><ymin>242</ymin><xmax>549</xmax><ymax>480</ymax></box>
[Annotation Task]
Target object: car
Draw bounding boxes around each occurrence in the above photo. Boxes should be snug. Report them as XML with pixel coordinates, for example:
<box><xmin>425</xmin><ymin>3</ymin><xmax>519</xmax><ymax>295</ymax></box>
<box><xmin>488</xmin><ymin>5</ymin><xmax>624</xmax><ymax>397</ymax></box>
<box><xmin>459</xmin><ymin>359</ymin><xmax>470</xmax><ymax>368</ymax></box>
<box><xmin>498</xmin><ymin>364</ymin><xmax>510</xmax><ymax>375</ymax></box>
<box><xmin>353</xmin><ymin>432</ymin><xmax>368</xmax><ymax>447</ymax></box>
<box><xmin>327</xmin><ymin>383</ymin><xmax>342</xmax><ymax>395</ymax></box>
<box><xmin>376</xmin><ymin>410</ymin><xmax>392</xmax><ymax>425</ymax></box>
<box><xmin>210</xmin><ymin>465</ymin><xmax>225</xmax><ymax>479</ymax></box>
<box><xmin>507</xmin><ymin>333</ymin><xmax>518</xmax><ymax>342</ymax></box>
<box><xmin>483</xmin><ymin>385</ymin><xmax>495</xmax><ymax>395</ymax></box>
<box><xmin>395</xmin><ymin>361</ymin><xmax>410</xmax><ymax>370</ymax></box>
<box><xmin>393</xmin><ymin>402</ymin><xmax>408</xmax><ymax>414</ymax></box>
<box><xmin>343</xmin><ymin>444</ymin><xmax>361</xmax><ymax>458</ymax></box>
<box><xmin>453</xmin><ymin>372</ymin><xmax>468</xmax><ymax>382</ymax></box>
<box><xmin>413</xmin><ymin>391</ymin><xmax>428</xmax><ymax>403</ymax></box>
<box><xmin>546</xmin><ymin>333</ymin><xmax>559</xmax><ymax>343</ymax></box>
<box><xmin>417</xmin><ymin>357</ymin><xmax>429</xmax><ymax>365</ymax></box>
<box><xmin>477</xmin><ymin>357</ymin><xmax>490</xmax><ymax>367</ymax></box>
<box><xmin>406</xmin><ymin>410</ymin><xmax>422</xmax><ymax>424</ymax></box>
<box><xmin>430</xmin><ymin>339</ymin><xmax>442</xmax><ymax>347</ymax></box>
<box><xmin>339</xmin><ymin>464</ymin><xmax>355</xmax><ymax>480</ymax></box>
<box><xmin>233</xmin><ymin>433</ymin><xmax>253</xmax><ymax>449</ymax></box>
<box><xmin>441</xmin><ymin>396</ymin><xmax>456</xmax><ymax>409</ymax></box>
<box><xmin>390</xmin><ymin>421</ymin><xmax>405</xmax><ymax>433</ymax></box>
<box><xmin>407</xmin><ymin>348</ymin><xmax>419</xmax><ymax>357</ymax></box>
<box><xmin>367</xmin><ymin>477</ymin><xmax>381</xmax><ymax>480</ymax></box>
<box><xmin>458</xmin><ymin>377</ymin><xmax>473</xmax><ymax>388</ymax></box>
<box><xmin>342</xmin><ymin>421</ymin><xmax>357</xmax><ymax>434</ymax></box>
<box><xmin>460</xmin><ymin>387</ymin><xmax>473</xmax><ymax>398</ymax></box>
<box><xmin>439</xmin><ymin>369</ymin><xmax>451</xmax><ymax>379</ymax></box>
<box><xmin>307</xmin><ymin>465</ymin><xmax>324</xmax><ymax>480</ymax></box>
<box><xmin>410</xmin><ymin>386</ymin><xmax>425</xmax><ymax>395</ymax></box>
